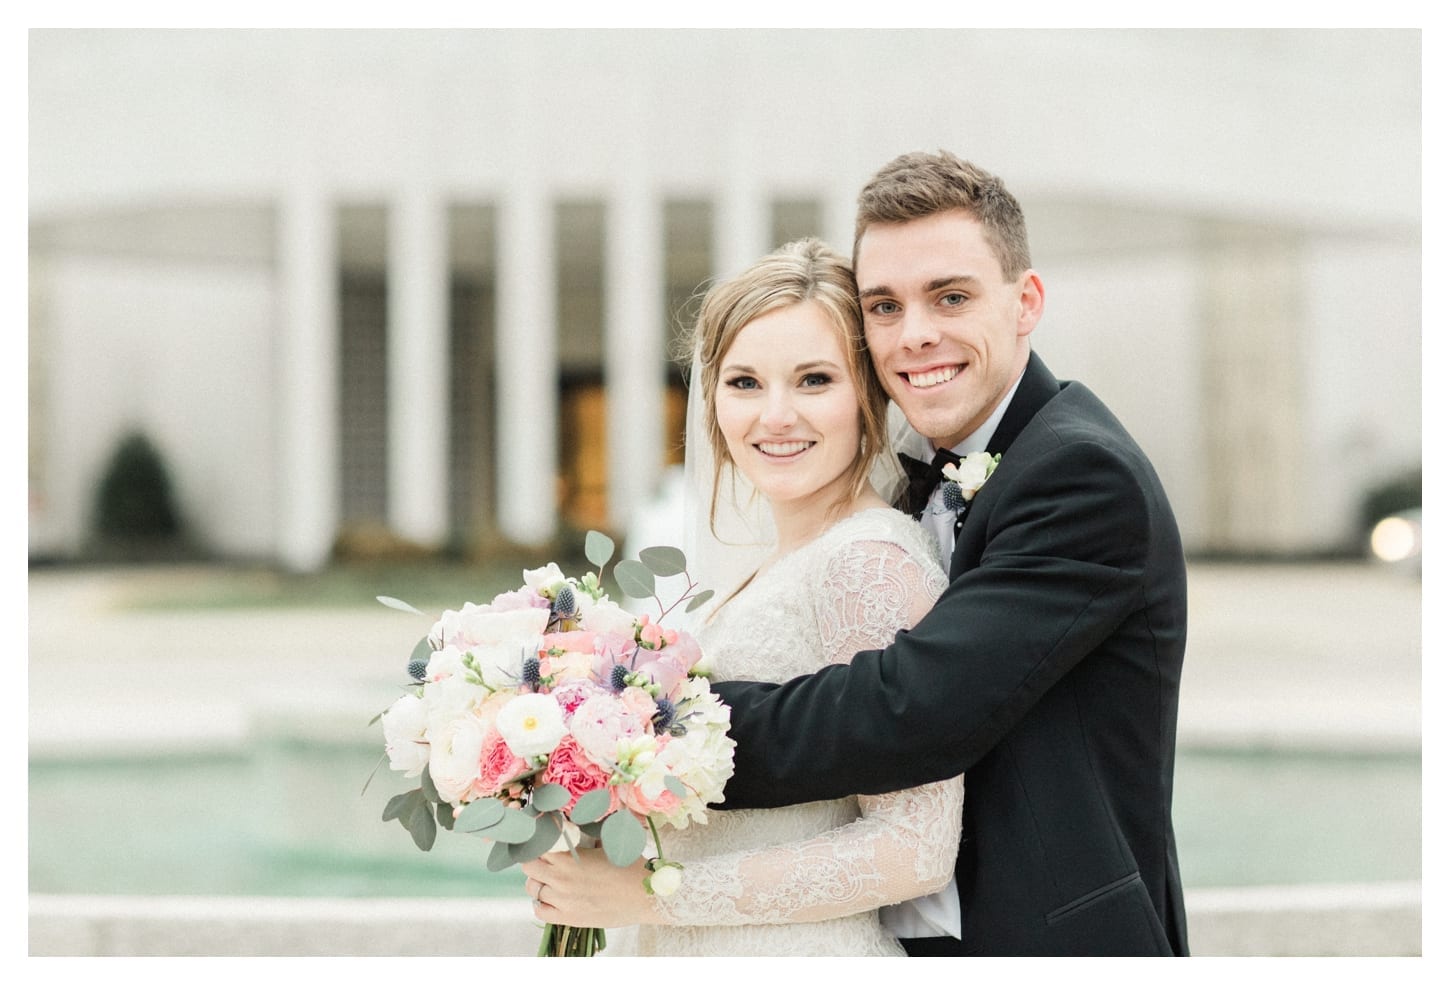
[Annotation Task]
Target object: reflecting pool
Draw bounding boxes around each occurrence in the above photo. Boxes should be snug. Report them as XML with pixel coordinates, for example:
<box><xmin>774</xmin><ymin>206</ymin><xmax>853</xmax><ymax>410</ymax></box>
<box><xmin>29</xmin><ymin>738</ymin><xmax>1420</xmax><ymax>897</ymax></box>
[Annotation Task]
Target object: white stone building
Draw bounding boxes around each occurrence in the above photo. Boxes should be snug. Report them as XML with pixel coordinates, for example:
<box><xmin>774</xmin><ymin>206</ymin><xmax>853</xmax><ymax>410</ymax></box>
<box><xmin>27</xmin><ymin>29</ymin><xmax>1422</xmax><ymax>570</ymax></box>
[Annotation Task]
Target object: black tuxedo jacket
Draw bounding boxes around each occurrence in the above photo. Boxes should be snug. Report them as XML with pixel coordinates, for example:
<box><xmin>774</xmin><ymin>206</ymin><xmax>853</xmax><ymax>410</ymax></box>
<box><xmin>713</xmin><ymin>352</ymin><xmax>1189</xmax><ymax>956</ymax></box>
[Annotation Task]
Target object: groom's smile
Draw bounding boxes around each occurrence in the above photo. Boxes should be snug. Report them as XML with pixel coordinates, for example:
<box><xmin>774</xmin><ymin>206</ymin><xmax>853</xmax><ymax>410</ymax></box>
<box><xmin>857</xmin><ymin>210</ymin><xmax>1044</xmax><ymax>448</ymax></box>
<box><xmin>903</xmin><ymin>364</ymin><xmax>963</xmax><ymax>389</ymax></box>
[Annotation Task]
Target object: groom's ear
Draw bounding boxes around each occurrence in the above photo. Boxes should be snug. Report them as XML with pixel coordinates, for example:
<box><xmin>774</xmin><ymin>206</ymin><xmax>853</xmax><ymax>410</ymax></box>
<box><xmin>1016</xmin><ymin>270</ymin><xmax>1045</xmax><ymax>338</ymax></box>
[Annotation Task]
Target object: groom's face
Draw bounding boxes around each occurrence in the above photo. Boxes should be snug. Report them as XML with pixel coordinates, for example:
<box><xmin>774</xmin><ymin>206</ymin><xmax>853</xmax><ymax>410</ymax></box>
<box><xmin>857</xmin><ymin>210</ymin><xmax>1043</xmax><ymax>449</ymax></box>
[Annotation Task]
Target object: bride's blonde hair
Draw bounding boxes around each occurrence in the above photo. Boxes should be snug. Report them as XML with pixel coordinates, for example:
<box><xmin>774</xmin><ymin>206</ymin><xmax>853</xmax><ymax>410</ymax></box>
<box><xmin>687</xmin><ymin>237</ymin><xmax>888</xmax><ymax>535</ymax></box>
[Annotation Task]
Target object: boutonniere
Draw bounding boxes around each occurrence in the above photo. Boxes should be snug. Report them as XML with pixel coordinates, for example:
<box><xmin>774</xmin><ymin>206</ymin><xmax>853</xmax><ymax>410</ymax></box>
<box><xmin>942</xmin><ymin>452</ymin><xmax>1001</xmax><ymax>513</ymax></box>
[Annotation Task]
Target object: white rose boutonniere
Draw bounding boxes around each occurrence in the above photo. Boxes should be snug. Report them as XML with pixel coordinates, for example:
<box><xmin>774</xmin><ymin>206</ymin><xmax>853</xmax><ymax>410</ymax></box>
<box><xmin>942</xmin><ymin>451</ymin><xmax>1001</xmax><ymax>513</ymax></box>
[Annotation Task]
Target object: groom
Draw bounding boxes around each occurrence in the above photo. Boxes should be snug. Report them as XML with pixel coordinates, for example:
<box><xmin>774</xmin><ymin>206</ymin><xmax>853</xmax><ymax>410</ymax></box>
<box><xmin>712</xmin><ymin>150</ymin><xmax>1189</xmax><ymax>956</ymax></box>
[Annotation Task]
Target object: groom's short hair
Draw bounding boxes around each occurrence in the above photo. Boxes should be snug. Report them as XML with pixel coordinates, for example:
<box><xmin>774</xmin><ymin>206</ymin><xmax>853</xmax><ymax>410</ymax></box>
<box><xmin>854</xmin><ymin>150</ymin><xmax>1033</xmax><ymax>280</ymax></box>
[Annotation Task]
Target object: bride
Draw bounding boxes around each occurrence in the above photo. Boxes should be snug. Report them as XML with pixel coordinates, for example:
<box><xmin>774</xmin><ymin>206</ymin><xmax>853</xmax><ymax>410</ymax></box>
<box><xmin>520</xmin><ymin>238</ymin><xmax>964</xmax><ymax>956</ymax></box>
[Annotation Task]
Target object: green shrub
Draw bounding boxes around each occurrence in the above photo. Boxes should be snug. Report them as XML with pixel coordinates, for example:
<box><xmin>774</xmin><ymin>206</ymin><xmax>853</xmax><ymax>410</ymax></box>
<box><xmin>1359</xmin><ymin>466</ymin><xmax>1421</xmax><ymax>533</ymax></box>
<box><xmin>93</xmin><ymin>431</ymin><xmax>181</xmax><ymax>540</ymax></box>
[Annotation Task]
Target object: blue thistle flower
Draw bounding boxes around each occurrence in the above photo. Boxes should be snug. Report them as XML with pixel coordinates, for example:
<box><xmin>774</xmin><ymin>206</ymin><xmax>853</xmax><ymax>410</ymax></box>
<box><xmin>407</xmin><ymin>657</ymin><xmax>429</xmax><ymax>681</ymax></box>
<box><xmin>609</xmin><ymin>663</ymin><xmax>631</xmax><ymax>692</ymax></box>
<box><xmin>521</xmin><ymin>656</ymin><xmax>542</xmax><ymax>689</ymax></box>
<box><xmin>652</xmin><ymin>697</ymin><xmax>678</xmax><ymax>734</ymax></box>
<box><xmin>552</xmin><ymin>584</ymin><xmax>578</xmax><ymax>618</ymax></box>
<box><xmin>943</xmin><ymin>481</ymin><xmax>966</xmax><ymax>513</ymax></box>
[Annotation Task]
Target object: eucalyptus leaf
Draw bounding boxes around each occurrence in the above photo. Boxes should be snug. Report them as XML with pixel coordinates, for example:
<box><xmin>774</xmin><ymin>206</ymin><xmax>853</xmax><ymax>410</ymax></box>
<box><xmin>382</xmin><ymin>790</ymin><xmax>414</xmax><ymax>823</ymax></box>
<box><xmin>359</xmin><ymin>751</ymin><xmax>388</xmax><ymax>797</ymax></box>
<box><xmin>613</xmin><ymin>559</ymin><xmax>656</xmax><ymax>599</ymax></box>
<box><xmin>410</xmin><ymin>635</ymin><xmax>433</xmax><ymax>666</ymax></box>
<box><xmin>419</xmin><ymin>766</ymin><xmax>440</xmax><ymax>804</ymax></box>
<box><xmin>377</xmin><ymin>595</ymin><xmax>425</xmax><ymax>616</ymax></box>
<box><xmin>685</xmin><ymin>589</ymin><xmax>715</xmax><ymax>613</ymax></box>
<box><xmin>508</xmin><ymin>812</ymin><xmax>566</xmax><ymax>864</ymax></box>
<box><xmin>578</xmin><ymin>820</ymin><xmax>604</xmax><ymax>840</ymax></box>
<box><xmin>585</xmin><ymin>530</ymin><xmax>616</xmax><ymax>569</ymax></box>
<box><xmin>473</xmin><ymin>807</ymin><xmax>538</xmax><ymax>845</ymax></box>
<box><xmin>436</xmin><ymin>801</ymin><xmax>455</xmax><ymax>831</ymax></box>
<box><xmin>403</xmin><ymin>795</ymin><xmax>437</xmax><ymax>851</ymax></box>
<box><xmin>601</xmin><ymin>810</ymin><xmax>647</xmax><ymax>866</ymax></box>
<box><xmin>569</xmin><ymin>788</ymin><xmax>614</xmax><ymax>826</ymax></box>
<box><xmin>639</xmin><ymin>545</ymin><xmax>688</xmax><ymax>577</ymax></box>
<box><xmin>530</xmin><ymin>783</ymin><xmax>570</xmax><ymax>813</ymax></box>
<box><xmin>485</xmin><ymin>839</ymin><xmax>515</xmax><ymax>872</ymax></box>
<box><xmin>663</xmin><ymin>775</ymin><xmax>687</xmax><ymax>798</ymax></box>
<box><xmin>455</xmin><ymin>798</ymin><xmax>506</xmax><ymax>832</ymax></box>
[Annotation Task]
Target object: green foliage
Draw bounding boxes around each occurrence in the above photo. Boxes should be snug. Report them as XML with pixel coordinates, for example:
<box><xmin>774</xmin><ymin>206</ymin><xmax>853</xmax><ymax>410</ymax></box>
<box><xmin>508</xmin><ymin>812</ymin><xmax>564</xmax><ymax>864</ymax></box>
<box><xmin>93</xmin><ymin>431</ymin><xmax>181</xmax><ymax>540</ymax></box>
<box><xmin>639</xmin><ymin>546</ymin><xmax>688</xmax><ymax>577</ymax></box>
<box><xmin>569</xmin><ymin>788</ymin><xmax>614</xmax><ymax>825</ymax></box>
<box><xmin>530</xmin><ymin>783</ymin><xmax>570</xmax><ymax>813</ymax></box>
<box><xmin>685</xmin><ymin>589</ymin><xmax>715</xmax><ymax>613</ymax></box>
<box><xmin>613</xmin><ymin>559</ymin><xmax>655</xmax><ymax>599</ymax></box>
<box><xmin>377</xmin><ymin>596</ymin><xmax>425</xmax><ymax>615</ymax></box>
<box><xmin>601</xmin><ymin>810</ymin><xmax>646</xmax><ymax>865</ymax></box>
<box><xmin>585</xmin><ymin>530</ymin><xmax>616</xmax><ymax>569</ymax></box>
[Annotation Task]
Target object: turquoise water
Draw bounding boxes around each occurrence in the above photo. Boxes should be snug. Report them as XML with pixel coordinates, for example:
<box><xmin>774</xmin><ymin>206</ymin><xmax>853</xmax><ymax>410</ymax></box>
<box><xmin>28</xmin><ymin>739</ymin><xmax>1420</xmax><ymax>897</ymax></box>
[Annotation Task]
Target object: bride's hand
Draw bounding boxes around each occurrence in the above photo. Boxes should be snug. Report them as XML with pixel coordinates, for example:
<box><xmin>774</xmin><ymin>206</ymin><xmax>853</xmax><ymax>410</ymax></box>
<box><xmin>520</xmin><ymin>849</ymin><xmax>658</xmax><ymax>928</ymax></box>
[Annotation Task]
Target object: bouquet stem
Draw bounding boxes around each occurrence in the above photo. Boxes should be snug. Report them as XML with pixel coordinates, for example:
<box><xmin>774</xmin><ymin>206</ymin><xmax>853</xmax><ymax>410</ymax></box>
<box><xmin>538</xmin><ymin>922</ymin><xmax>607</xmax><ymax>957</ymax></box>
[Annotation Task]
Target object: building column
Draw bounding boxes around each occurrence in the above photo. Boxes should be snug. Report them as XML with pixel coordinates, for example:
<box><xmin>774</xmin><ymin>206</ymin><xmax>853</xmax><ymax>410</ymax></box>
<box><xmin>714</xmin><ymin>129</ymin><xmax>771</xmax><ymax>280</ymax></box>
<box><xmin>1199</xmin><ymin>225</ymin><xmax>1307</xmax><ymax>553</ymax></box>
<box><xmin>495</xmin><ymin>185</ymin><xmax>558</xmax><ymax>546</ymax></box>
<box><xmin>275</xmin><ymin>187</ymin><xmax>340</xmax><ymax>572</ymax></box>
<box><xmin>605</xmin><ymin>182</ymin><xmax>665</xmax><ymax>533</ymax></box>
<box><xmin>387</xmin><ymin>187</ymin><xmax>450</xmax><ymax>547</ymax></box>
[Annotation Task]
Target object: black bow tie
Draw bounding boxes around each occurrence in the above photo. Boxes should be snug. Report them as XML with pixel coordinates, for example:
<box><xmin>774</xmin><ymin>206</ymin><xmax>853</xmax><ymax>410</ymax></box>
<box><xmin>898</xmin><ymin>448</ymin><xmax>962</xmax><ymax>518</ymax></box>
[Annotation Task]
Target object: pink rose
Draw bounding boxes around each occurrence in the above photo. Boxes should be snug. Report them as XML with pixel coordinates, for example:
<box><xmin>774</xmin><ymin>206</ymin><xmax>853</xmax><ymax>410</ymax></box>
<box><xmin>476</xmin><ymin>728</ymin><xmax>530</xmax><ymax>798</ymax></box>
<box><xmin>619</xmin><ymin>778</ymin><xmax>681</xmax><ymax>817</ymax></box>
<box><xmin>540</xmin><ymin>735</ymin><xmax>619</xmax><ymax>814</ymax></box>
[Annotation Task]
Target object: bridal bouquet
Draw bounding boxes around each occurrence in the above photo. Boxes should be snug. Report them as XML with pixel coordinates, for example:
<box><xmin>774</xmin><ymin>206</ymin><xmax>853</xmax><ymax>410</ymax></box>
<box><xmin>372</xmin><ymin>531</ymin><xmax>733</xmax><ymax>956</ymax></box>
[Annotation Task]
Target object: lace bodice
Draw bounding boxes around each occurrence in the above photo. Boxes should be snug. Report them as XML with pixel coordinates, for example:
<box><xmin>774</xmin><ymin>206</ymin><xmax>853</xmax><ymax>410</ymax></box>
<box><xmin>631</xmin><ymin>508</ymin><xmax>961</xmax><ymax>956</ymax></box>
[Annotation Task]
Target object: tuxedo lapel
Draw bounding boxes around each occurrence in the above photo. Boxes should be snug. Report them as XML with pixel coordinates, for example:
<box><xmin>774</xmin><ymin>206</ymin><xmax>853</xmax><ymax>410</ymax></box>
<box><xmin>948</xmin><ymin>353</ymin><xmax>1062</xmax><ymax>566</ymax></box>
<box><xmin>985</xmin><ymin>351</ymin><xmax>1062</xmax><ymax>458</ymax></box>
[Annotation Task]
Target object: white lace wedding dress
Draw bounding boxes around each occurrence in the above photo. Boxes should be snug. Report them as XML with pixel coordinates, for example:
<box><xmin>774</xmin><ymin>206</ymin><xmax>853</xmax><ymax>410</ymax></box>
<box><xmin>631</xmin><ymin>507</ymin><xmax>962</xmax><ymax>956</ymax></box>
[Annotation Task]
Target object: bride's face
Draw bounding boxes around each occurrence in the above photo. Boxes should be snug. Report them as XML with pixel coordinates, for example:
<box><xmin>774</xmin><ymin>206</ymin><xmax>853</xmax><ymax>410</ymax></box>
<box><xmin>714</xmin><ymin>301</ymin><xmax>863</xmax><ymax>513</ymax></box>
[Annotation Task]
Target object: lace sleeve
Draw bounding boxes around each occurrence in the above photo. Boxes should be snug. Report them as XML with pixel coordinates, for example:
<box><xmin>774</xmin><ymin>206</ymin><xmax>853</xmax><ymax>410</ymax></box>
<box><xmin>652</xmin><ymin>535</ymin><xmax>963</xmax><ymax>927</ymax></box>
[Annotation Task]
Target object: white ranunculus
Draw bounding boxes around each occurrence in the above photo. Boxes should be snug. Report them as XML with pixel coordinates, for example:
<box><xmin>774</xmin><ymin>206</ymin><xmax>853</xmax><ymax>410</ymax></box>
<box><xmin>381</xmin><ymin>693</ymin><xmax>430</xmax><ymax>778</ymax></box>
<box><xmin>646</xmin><ymin>862</ymin><xmax>683</xmax><ymax>897</ymax></box>
<box><xmin>496</xmin><ymin>693</ymin><xmax>568</xmax><ymax>758</ymax></box>
<box><xmin>522</xmin><ymin>562</ymin><xmax>567</xmax><ymax>595</ymax></box>
<box><xmin>428</xmin><ymin>714</ymin><xmax>489</xmax><ymax>805</ymax></box>
<box><xmin>424</xmin><ymin>665</ymin><xmax>490</xmax><ymax>739</ymax></box>
<box><xmin>577</xmin><ymin>596</ymin><xmax>637</xmax><ymax>637</ymax></box>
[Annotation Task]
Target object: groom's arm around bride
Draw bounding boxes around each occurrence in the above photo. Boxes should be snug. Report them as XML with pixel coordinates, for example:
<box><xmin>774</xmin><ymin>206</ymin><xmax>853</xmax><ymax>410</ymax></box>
<box><xmin>711</xmin><ymin>150</ymin><xmax>1190</xmax><ymax>957</ymax></box>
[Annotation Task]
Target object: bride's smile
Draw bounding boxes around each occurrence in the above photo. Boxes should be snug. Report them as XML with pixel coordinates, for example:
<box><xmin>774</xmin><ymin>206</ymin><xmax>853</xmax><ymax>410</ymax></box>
<box><xmin>714</xmin><ymin>300</ymin><xmax>864</xmax><ymax>535</ymax></box>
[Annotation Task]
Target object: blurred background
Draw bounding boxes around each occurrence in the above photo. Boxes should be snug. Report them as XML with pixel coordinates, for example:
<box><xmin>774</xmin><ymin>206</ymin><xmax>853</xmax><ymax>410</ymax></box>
<box><xmin>28</xmin><ymin>28</ymin><xmax>1421</xmax><ymax>956</ymax></box>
